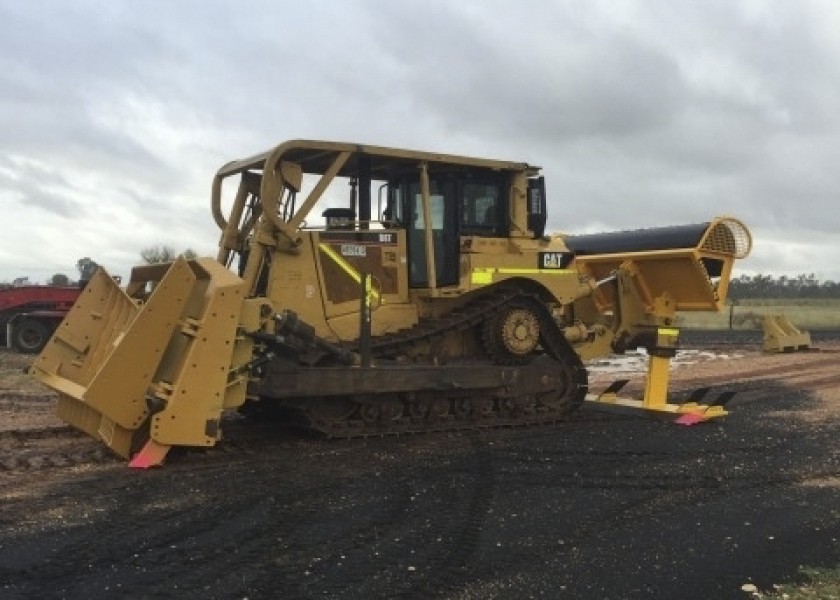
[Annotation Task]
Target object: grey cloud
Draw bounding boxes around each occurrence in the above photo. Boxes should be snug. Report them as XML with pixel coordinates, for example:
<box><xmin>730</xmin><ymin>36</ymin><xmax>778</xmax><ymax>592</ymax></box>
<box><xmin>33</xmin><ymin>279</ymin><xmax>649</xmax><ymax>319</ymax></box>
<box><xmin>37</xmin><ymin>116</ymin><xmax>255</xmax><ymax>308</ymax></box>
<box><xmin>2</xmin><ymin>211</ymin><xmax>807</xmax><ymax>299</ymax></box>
<box><xmin>0</xmin><ymin>156</ymin><xmax>83</xmax><ymax>218</ymax></box>
<box><xmin>1</xmin><ymin>0</ymin><xmax>840</xmax><ymax>282</ymax></box>
<box><xmin>371</xmin><ymin>9</ymin><xmax>658</xmax><ymax>138</ymax></box>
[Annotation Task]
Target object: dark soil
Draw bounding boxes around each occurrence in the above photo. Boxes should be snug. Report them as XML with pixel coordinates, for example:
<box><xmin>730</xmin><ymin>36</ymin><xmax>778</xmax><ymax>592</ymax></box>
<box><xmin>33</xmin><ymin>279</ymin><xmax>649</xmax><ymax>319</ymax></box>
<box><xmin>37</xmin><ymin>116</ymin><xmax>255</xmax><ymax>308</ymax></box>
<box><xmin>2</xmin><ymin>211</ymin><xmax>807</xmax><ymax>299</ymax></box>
<box><xmin>1</xmin><ymin>332</ymin><xmax>840</xmax><ymax>599</ymax></box>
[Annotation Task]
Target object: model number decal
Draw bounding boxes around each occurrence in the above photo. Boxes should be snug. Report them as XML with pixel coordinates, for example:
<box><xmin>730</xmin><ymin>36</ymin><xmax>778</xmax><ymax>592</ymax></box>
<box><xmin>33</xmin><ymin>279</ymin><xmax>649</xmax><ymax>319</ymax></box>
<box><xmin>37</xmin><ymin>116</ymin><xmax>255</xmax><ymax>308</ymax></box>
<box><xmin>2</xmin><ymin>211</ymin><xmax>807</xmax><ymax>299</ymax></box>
<box><xmin>340</xmin><ymin>244</ymin><xmax>367</xmax><ymax>257</ymax></box>
<box><xmin>320</xmin><ymin>231</ymin><xmax>397</xmax><ymax>245</ymax></box>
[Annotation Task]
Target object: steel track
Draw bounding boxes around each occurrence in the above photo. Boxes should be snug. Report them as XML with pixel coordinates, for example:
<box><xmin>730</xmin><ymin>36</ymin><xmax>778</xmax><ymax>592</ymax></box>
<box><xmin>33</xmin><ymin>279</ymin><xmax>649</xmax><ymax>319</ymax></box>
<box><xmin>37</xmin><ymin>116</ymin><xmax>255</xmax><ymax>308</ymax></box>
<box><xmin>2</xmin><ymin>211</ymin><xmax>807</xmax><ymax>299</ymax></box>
<box><xmin>292</xmin><ymin>289</ymin><xmax>589</xmax><ymax>437</ymax></box>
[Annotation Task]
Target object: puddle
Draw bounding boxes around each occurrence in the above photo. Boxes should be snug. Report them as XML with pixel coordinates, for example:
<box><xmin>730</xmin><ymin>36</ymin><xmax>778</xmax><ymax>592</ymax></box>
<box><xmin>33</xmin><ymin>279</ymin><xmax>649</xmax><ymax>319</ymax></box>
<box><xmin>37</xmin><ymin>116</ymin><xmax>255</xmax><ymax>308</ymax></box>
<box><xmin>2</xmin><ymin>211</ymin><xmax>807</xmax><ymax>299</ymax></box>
<box><xmin>586</xmin><ymin>348</ymin><xmax>745</xmax><ymax>374</ymax></box>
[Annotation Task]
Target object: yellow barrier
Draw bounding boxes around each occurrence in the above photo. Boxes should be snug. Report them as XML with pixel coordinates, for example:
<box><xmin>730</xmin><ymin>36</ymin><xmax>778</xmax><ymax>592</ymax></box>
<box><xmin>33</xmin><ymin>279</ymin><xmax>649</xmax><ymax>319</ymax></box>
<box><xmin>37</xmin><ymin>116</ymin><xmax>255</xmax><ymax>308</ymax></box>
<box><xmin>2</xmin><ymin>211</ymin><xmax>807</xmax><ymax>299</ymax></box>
<box><xmin>762</xmin><ymin>314</ymin><xmax>811</xmax><ymax>353</ymax></box>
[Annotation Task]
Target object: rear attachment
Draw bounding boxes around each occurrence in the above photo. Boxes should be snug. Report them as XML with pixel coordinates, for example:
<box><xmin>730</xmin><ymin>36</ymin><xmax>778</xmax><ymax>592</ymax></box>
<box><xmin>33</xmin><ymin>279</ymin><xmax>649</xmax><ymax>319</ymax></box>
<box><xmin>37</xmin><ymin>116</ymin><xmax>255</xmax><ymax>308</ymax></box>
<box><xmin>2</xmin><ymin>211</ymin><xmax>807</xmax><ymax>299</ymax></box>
<box><xmin>584</xmin><ymin>326</ymin><xmax>739</xmax><ymax>424</ymax></box>
<box><xmin>569</xmin><ymin>217</ymin><xmax>752</xmax><ymax>423</ymax></box>
<box><xmin>30</xmin><ymin>258</ymin><xmax>257</xmax><ymax>467</ymax></box>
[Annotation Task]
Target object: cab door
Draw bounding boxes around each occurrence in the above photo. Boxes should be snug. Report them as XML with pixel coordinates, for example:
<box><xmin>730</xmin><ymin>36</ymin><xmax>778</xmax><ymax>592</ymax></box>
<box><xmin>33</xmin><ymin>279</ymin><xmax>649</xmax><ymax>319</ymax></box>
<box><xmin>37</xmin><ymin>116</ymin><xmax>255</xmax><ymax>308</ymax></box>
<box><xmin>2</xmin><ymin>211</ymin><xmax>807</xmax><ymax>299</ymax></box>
<box><xmin>401</xmin><ymin>179</ymin><xmax>459</xmax><ymax>288</ymax></box>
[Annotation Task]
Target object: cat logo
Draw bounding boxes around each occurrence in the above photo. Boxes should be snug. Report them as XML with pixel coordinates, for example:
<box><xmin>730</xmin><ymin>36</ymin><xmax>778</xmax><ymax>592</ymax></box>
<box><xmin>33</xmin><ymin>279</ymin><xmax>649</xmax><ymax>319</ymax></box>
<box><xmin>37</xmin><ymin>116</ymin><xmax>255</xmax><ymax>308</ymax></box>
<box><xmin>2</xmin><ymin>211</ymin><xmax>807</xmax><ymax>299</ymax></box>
<box><xmin>539</xmin><ymin>252</ymin><xmax>570</xmax><ymax>269</ymax></box>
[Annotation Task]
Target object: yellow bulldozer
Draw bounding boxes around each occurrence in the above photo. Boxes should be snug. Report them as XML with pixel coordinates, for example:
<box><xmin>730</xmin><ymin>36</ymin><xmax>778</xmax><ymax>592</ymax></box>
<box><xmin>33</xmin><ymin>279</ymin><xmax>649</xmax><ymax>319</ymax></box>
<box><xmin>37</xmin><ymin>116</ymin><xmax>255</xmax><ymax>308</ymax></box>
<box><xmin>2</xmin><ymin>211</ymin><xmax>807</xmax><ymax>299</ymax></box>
<box><xmin>30</xmin><ymin>140</ymin><xmax>752</xmax><ymax>466</ymax></box>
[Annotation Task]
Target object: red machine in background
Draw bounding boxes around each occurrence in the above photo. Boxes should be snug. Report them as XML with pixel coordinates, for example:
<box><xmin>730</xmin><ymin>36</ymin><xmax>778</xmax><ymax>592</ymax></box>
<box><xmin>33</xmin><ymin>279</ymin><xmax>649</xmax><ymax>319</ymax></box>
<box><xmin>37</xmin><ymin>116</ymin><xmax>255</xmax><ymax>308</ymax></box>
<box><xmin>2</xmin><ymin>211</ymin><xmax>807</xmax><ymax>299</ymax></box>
<box><xmin>0</xmin><ymin>285</ymin><xmax>82</xmax><ymax>353</ymax></box>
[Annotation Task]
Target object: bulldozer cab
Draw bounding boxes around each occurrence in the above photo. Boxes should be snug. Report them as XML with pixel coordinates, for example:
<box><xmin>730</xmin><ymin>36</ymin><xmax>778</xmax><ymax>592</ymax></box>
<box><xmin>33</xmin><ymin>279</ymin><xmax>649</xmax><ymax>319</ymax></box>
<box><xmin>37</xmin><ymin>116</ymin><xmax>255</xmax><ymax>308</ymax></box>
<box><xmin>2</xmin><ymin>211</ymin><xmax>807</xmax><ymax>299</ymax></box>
<box><xmin>386</xmin><ymin>173</ymin><xmax>510</xmax><ymax>288</ymax></box>
<box><xmin>390</xmin><ymin>177</ymin><xmax>460</xmax><ymax>288</ymax></box>
<box><xmin>213</xmin><ymin>141</ymin><xmax>545</xmax><ymax>304</ymax></box>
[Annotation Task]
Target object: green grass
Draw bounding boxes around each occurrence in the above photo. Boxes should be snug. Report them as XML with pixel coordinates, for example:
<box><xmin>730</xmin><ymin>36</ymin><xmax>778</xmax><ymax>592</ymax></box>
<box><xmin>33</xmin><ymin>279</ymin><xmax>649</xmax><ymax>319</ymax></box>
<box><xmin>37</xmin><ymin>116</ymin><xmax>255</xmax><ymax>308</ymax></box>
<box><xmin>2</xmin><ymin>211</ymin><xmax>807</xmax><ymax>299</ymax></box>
<box><xmin>755</xmin><ymin>565</ymin><xmax>840</xmax><ymax>598</ymax></box>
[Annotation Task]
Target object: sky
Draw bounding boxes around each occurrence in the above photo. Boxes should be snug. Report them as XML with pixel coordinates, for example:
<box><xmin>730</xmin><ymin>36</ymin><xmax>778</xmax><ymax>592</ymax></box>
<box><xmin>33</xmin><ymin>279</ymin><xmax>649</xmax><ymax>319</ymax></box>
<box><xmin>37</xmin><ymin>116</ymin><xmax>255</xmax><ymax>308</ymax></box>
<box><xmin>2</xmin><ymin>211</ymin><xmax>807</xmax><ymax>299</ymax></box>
<box><xmin>2</xmin><ymin>0</ymin><xmax>839</xmax><ymax>284</ymax></box>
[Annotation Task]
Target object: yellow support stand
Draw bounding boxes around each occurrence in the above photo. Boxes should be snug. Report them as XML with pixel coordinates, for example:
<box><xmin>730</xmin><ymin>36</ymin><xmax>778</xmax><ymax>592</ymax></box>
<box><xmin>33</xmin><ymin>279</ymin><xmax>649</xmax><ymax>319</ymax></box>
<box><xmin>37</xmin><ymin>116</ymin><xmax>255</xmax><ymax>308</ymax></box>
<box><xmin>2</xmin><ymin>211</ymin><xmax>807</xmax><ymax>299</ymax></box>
<box><xmin>642</xmin><ymin>354</ymin><xmax>671</xmax><ymax>409</ymax></box>
<box><xmin>585</xmin><ymin>328</ymin><xmax>729</xmax><ymax>422</ymax></box>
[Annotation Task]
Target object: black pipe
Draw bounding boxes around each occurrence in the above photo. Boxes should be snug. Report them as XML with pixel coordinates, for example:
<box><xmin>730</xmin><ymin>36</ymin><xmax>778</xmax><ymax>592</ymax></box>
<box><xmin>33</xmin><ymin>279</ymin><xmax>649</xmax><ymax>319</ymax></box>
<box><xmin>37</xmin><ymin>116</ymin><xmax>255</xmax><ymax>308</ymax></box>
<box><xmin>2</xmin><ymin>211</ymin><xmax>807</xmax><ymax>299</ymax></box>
<box><xmin>565</xmin><ymin>222</ymin><xmax>710</xmax><ymax>256</ymax></box>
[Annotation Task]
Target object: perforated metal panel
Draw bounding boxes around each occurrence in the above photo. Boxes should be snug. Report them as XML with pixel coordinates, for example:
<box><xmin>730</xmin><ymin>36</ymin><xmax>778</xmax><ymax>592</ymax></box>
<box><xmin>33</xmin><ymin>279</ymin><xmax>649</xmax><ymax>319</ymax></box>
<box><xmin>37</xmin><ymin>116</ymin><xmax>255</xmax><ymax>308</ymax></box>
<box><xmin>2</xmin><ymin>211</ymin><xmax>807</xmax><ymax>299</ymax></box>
<box><xmin>700</xmin><ymin>218</ymin><xmax>752</xmax><ymax>258</ymax></box>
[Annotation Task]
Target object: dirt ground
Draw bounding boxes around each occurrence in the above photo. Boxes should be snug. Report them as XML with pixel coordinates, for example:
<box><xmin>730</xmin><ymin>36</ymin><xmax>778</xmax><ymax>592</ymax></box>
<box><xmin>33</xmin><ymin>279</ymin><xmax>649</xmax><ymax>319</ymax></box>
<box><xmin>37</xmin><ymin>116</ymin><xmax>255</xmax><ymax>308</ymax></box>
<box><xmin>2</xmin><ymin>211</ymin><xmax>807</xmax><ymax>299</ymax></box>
<box><xmin>1</xmin><ymin>332</ymin><xmax>840</xmax><ymax>599</ymax></box>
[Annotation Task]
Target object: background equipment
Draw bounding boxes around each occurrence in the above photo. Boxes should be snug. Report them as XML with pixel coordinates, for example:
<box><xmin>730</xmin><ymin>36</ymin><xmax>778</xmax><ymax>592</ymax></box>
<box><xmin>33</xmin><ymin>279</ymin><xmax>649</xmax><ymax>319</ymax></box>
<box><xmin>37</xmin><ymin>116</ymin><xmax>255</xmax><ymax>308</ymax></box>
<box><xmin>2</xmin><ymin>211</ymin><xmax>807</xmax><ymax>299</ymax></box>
<box><xmin>1</xmin><ymin>284</ymin><xmax>81</xmax><ymax>353</ymax></box>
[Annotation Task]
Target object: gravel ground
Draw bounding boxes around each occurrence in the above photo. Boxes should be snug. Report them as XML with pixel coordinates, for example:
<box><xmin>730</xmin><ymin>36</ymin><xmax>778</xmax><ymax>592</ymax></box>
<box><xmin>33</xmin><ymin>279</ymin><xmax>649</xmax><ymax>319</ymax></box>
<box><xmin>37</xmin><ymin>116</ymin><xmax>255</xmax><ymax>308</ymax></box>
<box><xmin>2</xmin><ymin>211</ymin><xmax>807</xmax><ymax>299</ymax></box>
<box><xmin>1</xmin><ymin>332</ymin><xmax>839</xmax><ymax>599</ymax></box>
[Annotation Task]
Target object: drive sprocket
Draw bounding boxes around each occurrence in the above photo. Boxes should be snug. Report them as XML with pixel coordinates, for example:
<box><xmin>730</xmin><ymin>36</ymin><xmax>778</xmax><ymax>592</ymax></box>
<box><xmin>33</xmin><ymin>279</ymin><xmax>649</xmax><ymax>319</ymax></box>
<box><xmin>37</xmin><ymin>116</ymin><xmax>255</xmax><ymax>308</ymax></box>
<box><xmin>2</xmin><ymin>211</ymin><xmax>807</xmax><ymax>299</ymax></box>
<box><xmin>482</xmin><ymin>300</ymin><xmax>542</xmax><ymax>365</ymax></box>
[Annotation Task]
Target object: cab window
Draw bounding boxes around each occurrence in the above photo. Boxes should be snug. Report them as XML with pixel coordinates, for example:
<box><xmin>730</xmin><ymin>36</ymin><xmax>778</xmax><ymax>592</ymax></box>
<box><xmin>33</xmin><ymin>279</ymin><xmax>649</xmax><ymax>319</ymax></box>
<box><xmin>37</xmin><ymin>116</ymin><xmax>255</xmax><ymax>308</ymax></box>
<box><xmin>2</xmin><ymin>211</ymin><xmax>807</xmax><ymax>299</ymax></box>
<box><xmin>460</xmin><ymin>181</ymin><xmax>505</xmax><ymax>236</ymax></box>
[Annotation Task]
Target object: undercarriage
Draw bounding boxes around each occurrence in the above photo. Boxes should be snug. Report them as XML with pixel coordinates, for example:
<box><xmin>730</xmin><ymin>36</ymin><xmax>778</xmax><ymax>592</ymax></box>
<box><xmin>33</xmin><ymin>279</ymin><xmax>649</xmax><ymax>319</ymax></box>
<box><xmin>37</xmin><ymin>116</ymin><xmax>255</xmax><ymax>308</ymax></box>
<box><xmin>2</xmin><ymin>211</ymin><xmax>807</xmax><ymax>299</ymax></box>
<box><xmin>246</xmin><ymin>290</ymin><xmax>588</xmax><ymax>437</ymax></box>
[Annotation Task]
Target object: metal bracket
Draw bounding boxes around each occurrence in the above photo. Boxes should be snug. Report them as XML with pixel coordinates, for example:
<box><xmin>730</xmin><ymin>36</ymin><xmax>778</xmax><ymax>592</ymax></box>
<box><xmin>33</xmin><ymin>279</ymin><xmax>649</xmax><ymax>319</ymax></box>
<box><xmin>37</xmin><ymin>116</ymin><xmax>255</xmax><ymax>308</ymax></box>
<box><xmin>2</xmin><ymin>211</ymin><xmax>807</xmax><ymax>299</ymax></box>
<box><xmin>585</xmin><ymin>341</ymin><xmax>735</xmax><ymax>423</ymax></box>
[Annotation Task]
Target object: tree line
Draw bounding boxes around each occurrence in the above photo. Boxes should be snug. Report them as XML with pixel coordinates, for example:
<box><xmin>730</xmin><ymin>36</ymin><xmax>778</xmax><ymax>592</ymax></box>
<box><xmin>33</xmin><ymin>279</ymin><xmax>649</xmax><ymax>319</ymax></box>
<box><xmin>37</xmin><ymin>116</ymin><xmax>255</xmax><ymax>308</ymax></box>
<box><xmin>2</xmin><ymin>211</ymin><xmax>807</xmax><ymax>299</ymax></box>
<box><xmin>1</xmin><ymin>246</ymin><xmax>196</xmax><ymax>288</ymax></box>
<box><xmin>728</xmin><ymin>273</ymin><xmax>840</xmax><ymax>299</ymax></box>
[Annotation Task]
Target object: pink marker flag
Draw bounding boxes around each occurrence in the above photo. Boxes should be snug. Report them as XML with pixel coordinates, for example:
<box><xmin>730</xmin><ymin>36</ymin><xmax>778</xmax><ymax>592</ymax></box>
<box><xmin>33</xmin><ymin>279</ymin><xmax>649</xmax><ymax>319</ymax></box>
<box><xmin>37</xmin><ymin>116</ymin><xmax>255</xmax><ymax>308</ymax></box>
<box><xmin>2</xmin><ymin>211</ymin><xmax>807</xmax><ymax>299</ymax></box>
<box><xmin>675</xmin><ymin>412</ymin><xmax>706</xmax><ymax>426</ymax></box>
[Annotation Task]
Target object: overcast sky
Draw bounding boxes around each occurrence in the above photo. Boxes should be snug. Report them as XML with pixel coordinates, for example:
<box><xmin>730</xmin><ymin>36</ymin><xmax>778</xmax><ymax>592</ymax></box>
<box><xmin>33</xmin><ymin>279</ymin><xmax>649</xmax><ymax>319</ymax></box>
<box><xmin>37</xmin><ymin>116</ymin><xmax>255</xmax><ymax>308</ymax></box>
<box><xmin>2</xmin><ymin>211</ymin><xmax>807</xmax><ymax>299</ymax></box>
<box><xmin>2</xmin><ymin>0</ymin><xmax>839</xmax><ymax>284</ymax></box>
